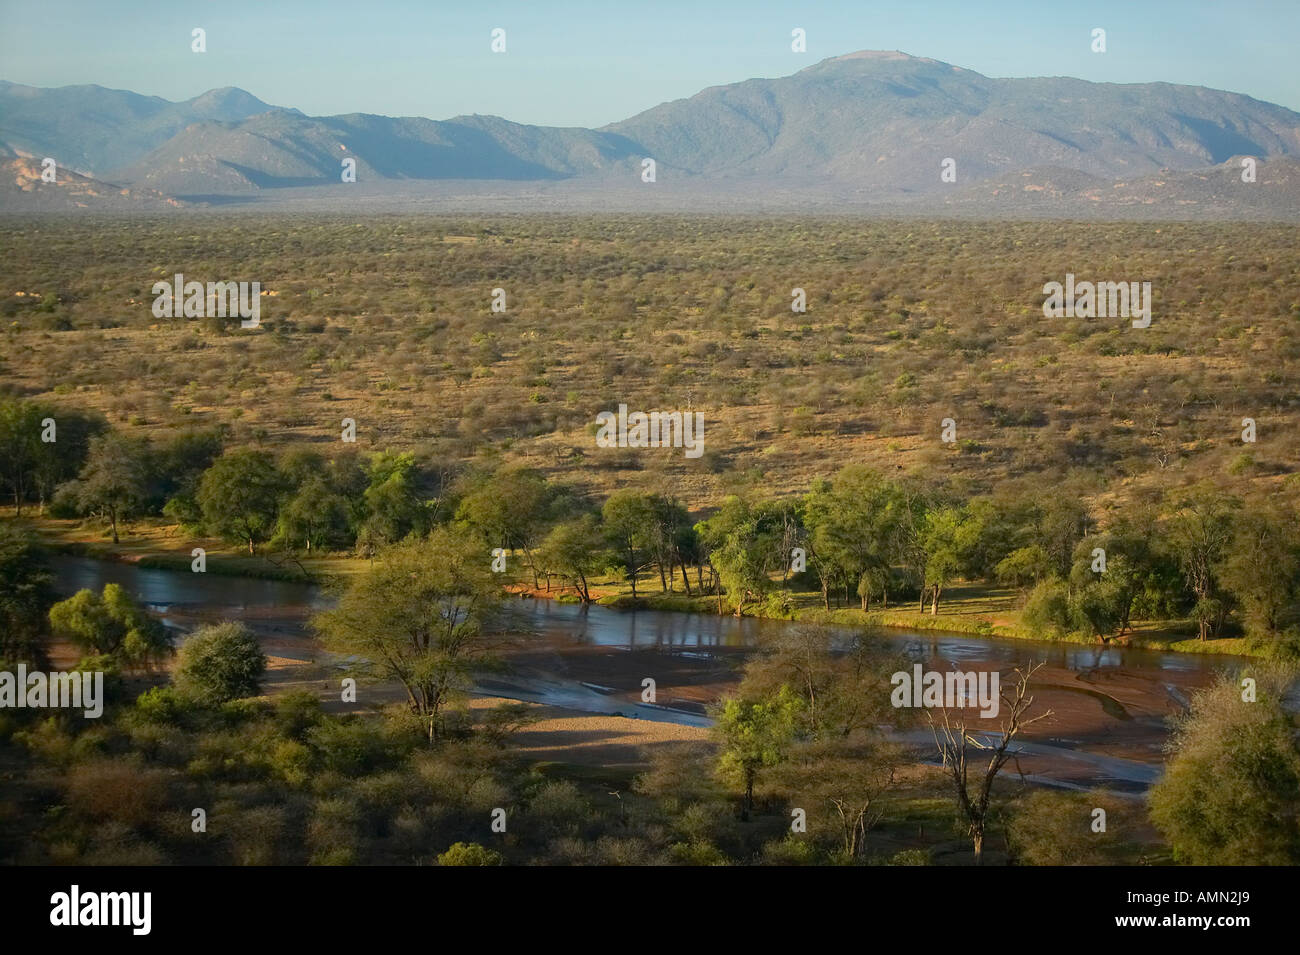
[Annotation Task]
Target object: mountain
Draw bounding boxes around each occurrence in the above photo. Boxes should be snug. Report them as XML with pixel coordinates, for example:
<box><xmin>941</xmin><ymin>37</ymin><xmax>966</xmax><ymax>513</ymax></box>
<box><xmin>607</xmin><ymin>51</ymin><xmax>1300</xmax><ymax>191</ymax></box>
<box><xmin>3</xmin><ymin>52</ymin><xmax>1300</xmax><ymax>215</ymax></box>
<box><xmin>0</xmin><ymin>81</ymin><xmax>288</xmax><ymax>176</ymax></box>
<box><xmin>0</xmin><ymin>156</ymin><xmax>185</xmax><ymax>211</ymax></box>
<box><xmin>111</xmin><ymin>111</ymin><xmax>644</xmax><ymax>197</ymax></box>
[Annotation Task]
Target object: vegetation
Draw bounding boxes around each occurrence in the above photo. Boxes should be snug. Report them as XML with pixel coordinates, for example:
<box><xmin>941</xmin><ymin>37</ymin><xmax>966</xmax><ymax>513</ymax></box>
<box><xmin>1</xmin><ymin>214</ymin><xmax>1297</xmax><ymax>867</ymax></box>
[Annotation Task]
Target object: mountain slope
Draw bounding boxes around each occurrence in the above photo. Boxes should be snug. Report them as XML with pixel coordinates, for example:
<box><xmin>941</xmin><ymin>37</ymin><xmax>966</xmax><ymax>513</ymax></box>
<box><xmin>110</xmin><ymin>111</ymin><xmax>647</xmax><ymax>197</ymax></box>
<box><xmin>607</xmin><ymin>51</ymin><xmax>1300</xmax><ymax>193</ymax></box>
<box><xmin>0</xmin><ymin>156</ymin><xmax>184</xmax><ymax>211</ymax></box>
<box><xmin>0</xmin><ymin>81</ymin><xmax>288</xmax><ymax>175</ymax></box>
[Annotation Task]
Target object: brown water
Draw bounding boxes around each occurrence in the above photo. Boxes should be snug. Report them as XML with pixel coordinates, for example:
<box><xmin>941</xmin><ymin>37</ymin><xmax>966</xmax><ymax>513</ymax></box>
<box><xmin>52</xmin><ymin>554</ymin><xmax>1252</xmax><ymax>791</ymax></box>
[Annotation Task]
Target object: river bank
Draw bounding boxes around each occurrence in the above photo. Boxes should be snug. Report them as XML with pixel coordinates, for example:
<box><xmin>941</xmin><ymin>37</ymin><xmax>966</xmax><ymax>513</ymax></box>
<box><xmin>45</xmin><ymin>551</ymin><xmax>1258</xmax><ymax>795</ymax></box>
<box><xmin>11</xmin><ymin>512</ymin><xmax>1257</xmax><ymax>657</ymax></box>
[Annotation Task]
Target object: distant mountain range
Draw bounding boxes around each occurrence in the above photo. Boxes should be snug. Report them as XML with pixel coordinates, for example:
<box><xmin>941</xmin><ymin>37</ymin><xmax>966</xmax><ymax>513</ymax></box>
<box><xmin>4</xmin><ymin>51</ymin><xmax>1300</xmax><ymax>216</ymax></box>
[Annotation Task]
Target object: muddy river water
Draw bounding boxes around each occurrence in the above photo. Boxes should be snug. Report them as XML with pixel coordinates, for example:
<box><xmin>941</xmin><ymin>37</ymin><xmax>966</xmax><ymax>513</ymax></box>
<box><xmin>51</xmin><ymin>555</ymin><xmax>1253</xmax><ymax>792</ymax></box>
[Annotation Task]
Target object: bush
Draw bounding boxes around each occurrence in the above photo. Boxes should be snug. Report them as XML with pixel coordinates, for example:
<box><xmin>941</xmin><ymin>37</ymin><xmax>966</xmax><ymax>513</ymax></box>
<box><xmin>174</xmin><ymin>622</ymin><xmax>266</xmax><ymax>705</ymax></box>
<box><xmin>1021</xmin><ymin>578</ymin><xmax>1072</xmax><ymax>638</ymax></box>
<box><xmin>132</xmin><ymin>685</ymin><xmax>192</xmax><ymax>726</ymax></box>
<box><xmin>437</xmin><ymin>841</ymin><xmax>503</xmax><ymax>866</ymax></box>
<box><xmin>887</xmin><ymin>848</ymin><xmax>931</xmax><ymax>865</ymax></box>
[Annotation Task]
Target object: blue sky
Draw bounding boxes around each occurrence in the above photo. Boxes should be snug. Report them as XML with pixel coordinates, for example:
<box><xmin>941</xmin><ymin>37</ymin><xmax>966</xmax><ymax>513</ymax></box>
<box><xmin>2</xmin><ymin>0</ymin><xmax>1297</xmax><ymax>124</ymax></box>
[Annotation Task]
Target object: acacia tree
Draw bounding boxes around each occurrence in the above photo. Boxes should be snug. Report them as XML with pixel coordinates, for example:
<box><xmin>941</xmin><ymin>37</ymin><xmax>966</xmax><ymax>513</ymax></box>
<box><xmin>175</xmin><ymin>621</ymin><xmax>267</xmax><ymax>704</ymax></box>
<box><xmin>276</xmin><ymin>476</ymin><xmax>352</xmax><ymax>553</ymax></box>
<box><xmin>0</xmin><ymin>398</ymin><xmax>45</xmax><ymax>514</ymax></box>
<box><xmin>602</xmin><ymin>490</ymin><xmax>655</xmax><ymax>598</ymax></box>
<box><xmin>1149</xmin><ymin>665</ymin><xmax>1300</xmax><ymax>864</ymax></box>
<box><xmin>197</xmin><ymin>449</ymin><xmax>284</xmax><ymax>554</ymax></box>
<box><xmin>920</xmin><ymin>505</ymin><xmax>971</xmax><ymax>615</ymax></box>
<box><xmin>929</xmin><ymin>663</ymin><xmax>1053</xmax><ymax>864</ymax></box>
<box><xmin>74</xmin><ymin>432</ymin><xmax>150</xmax><ymax>544</ymax></box>
<box><xmin>455</xmin><ymin>466</ymin><xmax>560</xmax><ymax>588</ymax></box>
<box><xmin>806</xmin><ymin>466</ymin><xmax>906</xmax><ymax>611</ymax></box>
<box><xmin>696</xmin><ymin>496</ymin><xmax>782</xmax><ymax>615</ymax></box>
<box><xmin>312</xmin><ymin>527</ymin><xmax>504</xmax><ymax>744</ymax></box>
<box><xmin>360</xmin><ymin>451</ymin><xmax>430</xmax><ymax>549</ymax></box>
<box><xmin>714</xmin><ymin>685</ymin><xmax>801</xmax><ymax>820</ymax></box>
<box><xmin>746</xmin><ymin>625</ymin><xmax>909</xmax><ymax>859</ymax></box>
<box><xmin>778</xmin><ymin>738</ymin><xmax>903</xmax><ymax>860</ymax></box>
<box><xmin>538</xmin><ymin>514</ymin><xmax>610</xmax><ymax>602</ymax></box>
<box><xmin>0</xmin><ymin>524</ymin><xmax>55</xmax><ymax>664</ymax></box>
<box><xmin>646</xmin><ymin>495</ymin><xmax>694</xmax><ymax>594</ymax></box>
<box><xmin>1221</xmin><ymin>504</ymin><xmax>1300</xmax><ymax>639</ymax></box>
<box><xmin>48</xmin><ymin>583</ymin><xmax>169</xmax><ymax>669</ymax></box>
<box><xmin>1167</xmin><ymin>490</ymin><xmax>1239</xmax><ymax>640</ymax></box>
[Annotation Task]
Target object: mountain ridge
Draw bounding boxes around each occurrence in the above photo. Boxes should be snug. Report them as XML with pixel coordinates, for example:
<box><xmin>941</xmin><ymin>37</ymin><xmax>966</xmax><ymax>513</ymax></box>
<box><xmin>4</xmin><ymin>51</ymin><xmax>1300</xmax><ymax>216</ymax></box>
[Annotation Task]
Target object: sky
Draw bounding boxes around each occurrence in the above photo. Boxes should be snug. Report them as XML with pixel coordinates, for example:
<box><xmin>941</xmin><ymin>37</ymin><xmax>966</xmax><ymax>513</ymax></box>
<box><xmin>2</xmin><ymin>0</ymin><xmax>1298</xmax><ymax>125</ymax></box>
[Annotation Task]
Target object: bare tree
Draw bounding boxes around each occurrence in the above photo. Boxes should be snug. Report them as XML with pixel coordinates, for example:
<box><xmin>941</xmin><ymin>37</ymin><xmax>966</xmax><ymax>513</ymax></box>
<box><xmin>929</xmin><ymin>663</ymin><xmax>1054</xmax><ymax>864</ymax></box>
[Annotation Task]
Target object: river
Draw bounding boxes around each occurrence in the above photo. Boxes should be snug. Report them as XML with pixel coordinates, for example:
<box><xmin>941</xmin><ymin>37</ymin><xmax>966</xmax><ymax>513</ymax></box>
<box><xmin>50</xmin><ymin>554</ymin><xmax>1251</xmax><ymax>792</ymax></box>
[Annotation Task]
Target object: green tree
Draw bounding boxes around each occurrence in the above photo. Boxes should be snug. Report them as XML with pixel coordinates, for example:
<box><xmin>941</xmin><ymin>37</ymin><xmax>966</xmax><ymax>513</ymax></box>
<box><xmin>455</xmin><ymin>466</ymin><xmax>562</xmax><ymax>587</ymax></box>
<box><xmin>696</xmin><ymin>496</ymin><xmax>786</xmax><ymax>615</ymax></box>
<box><xmin>0</xmin><ymin>524</ymin><xmax>55</xmax><ymax>663</ymax></box>
<box><xmin>174</xmin><ymin>621</ymin><xmax>267</xmax><ymax>704</ymax></box>
<box><xmin>714</xmin><ymin>685</ymin><xmax>802</xmax><ymax>820</ymax></box>
<box><xmin>920</xmin><ymin>505</ymin><xmax>973</xmax><ymax>615</ymax></box>
<box><xmin>276</xmin><ymin>476</ymin><xmax>352</xmax><ymax>553</ymax></box>
<box><xmin>437</xmin><ymin>842</ymin><xmax>503</xmax><ymax>866</ymax></box>
<box><xmin>73</xmin><ymin>432</ymin><xmax>150</xmax><ymax>544</ymax></box>
<box><xmin>312</xmin><ymin>527</ymin><xmax>504</xmax><ymax>744</ymax></box>
<box><xmin>197</xmin><ymin>449</ymin><xmax>284</xmax><ymax>554</ymax></box>
<box><xmin>1221</xmin><ymin>503</ymin><xmax>1300</xmax><ymax>639</ymax></box>
<box><xmin>48</xmin><ymin>583</ymin><xmax>169</xmax><ymax>668</ymax></box>
<box><xmin>1167</xmin><ymin>490</ymin><xmax>1240</xmax><ymax>640</ymax></box>
<box><xmin>30</xmin><ymin>408</ymin><xmax>102</xmax><ymax>513</ymax></box>
<box><xmin>538</xmin><ymin>514</ymin><xmax>610</xmax><ymax>602</ymax></box>
<box><xmin>602</xmin><ymin>490</ymin><xmax>655</xmax><ymax>598</ymax></box>
<box><xmin>359</xmin><ymin>451</ymin><xmax>429</xmax><ymax>549</ymax></box>
<box><xmin>1149</xmin><ymin>666</ymin><xmax>1300</xmax><ymax>864</ymax></box>
<box><xmin>1006</xmin><ymin>790</ymin><xmax>1124</xmax><ymax>865</ymax></box>
<box><xmin>0</xmin><ymin>398</ymin><xmax>46</xmax><ymax>514</ymax></box>
<box><xmin>153</xmin><ymin>427</ymin><xmax>224</xmax><ymax>514</ymax></box>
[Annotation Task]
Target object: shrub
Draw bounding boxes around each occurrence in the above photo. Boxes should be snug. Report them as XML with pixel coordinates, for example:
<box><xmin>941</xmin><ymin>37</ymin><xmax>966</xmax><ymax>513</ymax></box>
<box><xmin>437</xmin><ymin>841</ymin><xmax>503</xmax><ymax>866</ymax></box>
<box><xmin>174</xmin><ymin>622</ymin><xmax>267</xmax><ymax>705</ymax></box>
<box><xmin>1021</xmin><ymin>578</ymin><xmax>1072</xmax><ymax>638</ymax></box>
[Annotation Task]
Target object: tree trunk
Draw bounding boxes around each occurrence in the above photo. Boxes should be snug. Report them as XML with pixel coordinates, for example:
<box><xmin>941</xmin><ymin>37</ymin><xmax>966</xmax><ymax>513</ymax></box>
<box><xmin>110</xmin><ymin>509</ymin><xmax>119</xmax><ymax>544</ymax></box>
<box><xmin>679</xmin><ymin>559</ymin><xmax>692</xmax><ymax>595</ymax></box>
